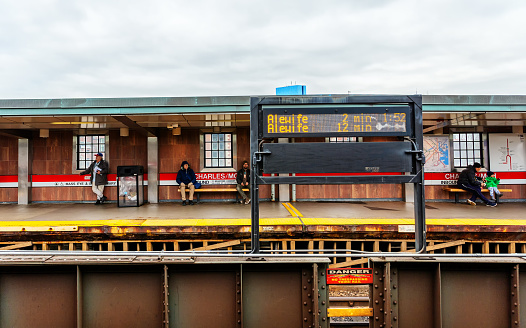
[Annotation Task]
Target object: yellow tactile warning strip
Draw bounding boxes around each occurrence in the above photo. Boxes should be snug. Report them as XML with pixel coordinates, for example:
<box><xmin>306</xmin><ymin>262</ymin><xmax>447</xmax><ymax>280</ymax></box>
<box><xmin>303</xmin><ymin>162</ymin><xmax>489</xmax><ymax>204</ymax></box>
<box><xmin>142</xmin><ymin>218</ymin><xmax>303</xmax><ymax>226</ymax></box>
<box><xmin>0</xmin><ymin>226</ymin><xmax>79</xmax><ymax>232</ymax></box>
<box><xmin>282</xmin><ymin>202</ymin><xmax>304</xmax><ymax>217</ymax></box>
<box><xmin>1</xmin><ymin>217</ymin><xmax>526</xmax><ymax>229</ymax></box>
<box><xmin>301</xmin><ymin>218</ymin><xmax>526</xmax><ymax>226</ymax></box>
<box><xmin>0</xmin><ymin>220</ymin><xmax>144</xmax><ymax>227</ymax></box>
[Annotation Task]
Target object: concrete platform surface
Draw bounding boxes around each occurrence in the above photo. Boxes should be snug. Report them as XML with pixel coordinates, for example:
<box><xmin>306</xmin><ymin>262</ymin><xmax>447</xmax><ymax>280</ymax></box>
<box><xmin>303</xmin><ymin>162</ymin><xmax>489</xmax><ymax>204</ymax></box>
<box><xmin>0</xmin><ymin>201</ymin><xmax>525</xmax><ymax>227</ymax></box>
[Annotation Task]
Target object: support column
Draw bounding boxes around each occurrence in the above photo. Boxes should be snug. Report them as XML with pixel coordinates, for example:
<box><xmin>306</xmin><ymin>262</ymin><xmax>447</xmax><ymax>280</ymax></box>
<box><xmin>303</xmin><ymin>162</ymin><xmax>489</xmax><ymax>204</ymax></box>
<box><xmin>18</xmin><ymin>138</ymin><xmax>32</xmax><ymax>204</ymax></box>
<box><xmin>278</xmin><ymin>138</ymin><xmax>290</xmax><ymax>202</ymax></box>
<box><xmin>404</xmin><ymin>182</ymin><xmax>414</xmax><ymax>203</ymax></box>
<box><xmin>147</xmin><ymin>137</ymin><xmax>159</xmax><ymax>204</ymax></box>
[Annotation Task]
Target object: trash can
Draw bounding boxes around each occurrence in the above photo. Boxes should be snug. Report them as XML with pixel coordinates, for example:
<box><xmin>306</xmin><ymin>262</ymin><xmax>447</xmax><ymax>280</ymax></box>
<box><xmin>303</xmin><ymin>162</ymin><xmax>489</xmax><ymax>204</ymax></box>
<box><xmin>117</xmin><ymin>166</ymin><xmax>144</xmax><ymax>207</ymax></box>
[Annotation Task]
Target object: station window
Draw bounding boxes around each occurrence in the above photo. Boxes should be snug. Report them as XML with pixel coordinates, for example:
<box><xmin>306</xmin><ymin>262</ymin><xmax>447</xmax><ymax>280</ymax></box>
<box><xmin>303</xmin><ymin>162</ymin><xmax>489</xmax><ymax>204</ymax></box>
<box><xmin>452</xmin><ymin>133</ymin><xmax>482</xmax><ymax>168</ymax></box>
<box><xmin>76</xmin><ymin>135</ymin><xmax>106</xmax><ymax>170</ymax></box>
<box><xmin>204</xmin><ymin>133</ymin><xmax>233</xmax><ymax>168</ymax></box>
<box><xmin>328</xmin><ymin>137</ymin><xmax>357</xmax><ymax>143</ymax></box>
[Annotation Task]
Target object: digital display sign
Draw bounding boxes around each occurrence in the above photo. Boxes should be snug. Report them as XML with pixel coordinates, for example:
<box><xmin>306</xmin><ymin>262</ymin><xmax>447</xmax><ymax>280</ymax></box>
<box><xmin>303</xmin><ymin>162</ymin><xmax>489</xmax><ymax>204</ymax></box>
<box><xmin>262</xmin><ymin>107</ymin><xmax>410</xmax><ymax>137</ymax></box>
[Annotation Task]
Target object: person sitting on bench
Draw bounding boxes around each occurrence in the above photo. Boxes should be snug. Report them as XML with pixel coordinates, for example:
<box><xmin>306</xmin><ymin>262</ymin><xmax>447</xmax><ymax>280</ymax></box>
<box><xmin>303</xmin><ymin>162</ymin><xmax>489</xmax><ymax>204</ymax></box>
<box><xmin>236</xmin><ymin>160</ymin><xmax>251</xmax><ymax>205</ymax></box>
<box><xmin>176</xmin><ymin>161</ymin><xmax>196</xmax><ymax>206</ymax></box>
<box><xmin>457</xmin><ymin>162</ymin><xmax>496</xmax><ymax>207</ymax></box>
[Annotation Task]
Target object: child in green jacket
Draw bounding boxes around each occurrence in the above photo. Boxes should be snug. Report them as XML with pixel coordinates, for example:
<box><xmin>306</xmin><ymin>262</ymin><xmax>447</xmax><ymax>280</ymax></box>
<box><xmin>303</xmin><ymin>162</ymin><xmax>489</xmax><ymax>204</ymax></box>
<box><xmin>485</xmin><ymin>171</ymin><xmax>502</xmax><ymax>201</ymax></box>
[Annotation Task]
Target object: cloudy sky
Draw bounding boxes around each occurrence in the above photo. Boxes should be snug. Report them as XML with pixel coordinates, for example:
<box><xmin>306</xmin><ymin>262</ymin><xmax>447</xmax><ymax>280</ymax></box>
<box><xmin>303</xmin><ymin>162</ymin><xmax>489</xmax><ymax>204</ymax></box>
<box><xmin>1</xmin><ymin>0</ymin><xmax>525</xmax><ymax>99</ymax></box>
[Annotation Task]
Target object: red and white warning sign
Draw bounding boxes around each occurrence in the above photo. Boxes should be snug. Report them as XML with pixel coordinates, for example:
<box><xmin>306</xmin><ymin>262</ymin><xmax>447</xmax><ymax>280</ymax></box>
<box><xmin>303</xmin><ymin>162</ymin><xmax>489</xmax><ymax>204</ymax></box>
<box><xmin>326</xmin><ymin>268</ymin><xmax>373</xmax><ymax>285</ymax></box>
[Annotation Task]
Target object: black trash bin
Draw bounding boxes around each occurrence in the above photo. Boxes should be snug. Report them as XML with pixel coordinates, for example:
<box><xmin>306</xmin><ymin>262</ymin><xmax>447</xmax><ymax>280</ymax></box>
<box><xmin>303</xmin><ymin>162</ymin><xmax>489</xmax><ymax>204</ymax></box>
<box><xmin>117</xmin><ymin>166</ymin><xmax>144</xmax><ymax>207</ymax></box>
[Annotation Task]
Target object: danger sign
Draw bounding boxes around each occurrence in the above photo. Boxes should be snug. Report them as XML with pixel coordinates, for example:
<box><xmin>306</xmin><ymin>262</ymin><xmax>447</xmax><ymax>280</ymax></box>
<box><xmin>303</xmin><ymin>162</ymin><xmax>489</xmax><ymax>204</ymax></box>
<box><xmin>326</xmin><ymin>268</ymin><xmax>373</xmax><ymax>285</ymax></box>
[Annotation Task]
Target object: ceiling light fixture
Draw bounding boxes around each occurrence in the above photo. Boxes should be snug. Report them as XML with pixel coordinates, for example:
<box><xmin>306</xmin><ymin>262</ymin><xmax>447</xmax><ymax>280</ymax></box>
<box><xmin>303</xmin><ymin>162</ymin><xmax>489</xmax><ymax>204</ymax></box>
<box><xmin>39</xmin><ymin>129</ymin><xmax>49</xmax><ymax>138</ymax></box>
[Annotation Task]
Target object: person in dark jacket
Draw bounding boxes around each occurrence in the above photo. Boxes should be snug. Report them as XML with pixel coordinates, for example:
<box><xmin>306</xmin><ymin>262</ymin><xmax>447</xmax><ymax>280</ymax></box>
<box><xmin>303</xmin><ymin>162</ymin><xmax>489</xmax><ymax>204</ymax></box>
<box><xmin>176</xmin><ymin>161</ymin><xmax>196</xmax><ymax>205</ymax></box>
<box><xmin>457</xmin><ymin>162</ymin><xmax>496</xmax><ymax>207</ymax></box>
<box><xmin>80</xmin><ymin>152</ymin><xmax>109</xmax><ymax>205</ymax></box>
<box><xmin>236</xmin><ymin>160</ymin><xmax>251</xmax><ymax>204</ymax></box>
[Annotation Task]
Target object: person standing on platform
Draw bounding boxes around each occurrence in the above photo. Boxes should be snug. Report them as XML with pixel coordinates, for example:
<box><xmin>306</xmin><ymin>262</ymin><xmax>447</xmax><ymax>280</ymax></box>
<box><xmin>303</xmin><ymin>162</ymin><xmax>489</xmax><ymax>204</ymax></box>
<box><xmin>457</xmin><ymin>162</ymin><xmax>497</xmax><ymax>207</ymax></box>
<box><xmin>176</xmin><ymin>161</ymin><xmax>196</xmax><ymax>206</ymax></box>
<box><xmin>236</xmin><ymin>160</ymin><xmax>251</xmax><ymax>205</ymax></box>
<box><xmin>80</xmin><ymin>152</ymin><xmax>109</xmax><ymax>205</ymax></box>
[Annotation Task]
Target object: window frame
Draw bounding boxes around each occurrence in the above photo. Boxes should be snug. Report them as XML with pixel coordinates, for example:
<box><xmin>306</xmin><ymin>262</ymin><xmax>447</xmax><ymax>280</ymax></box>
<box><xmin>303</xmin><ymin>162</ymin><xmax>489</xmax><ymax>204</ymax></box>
<box><xmin>72</xmin><ymin>134</ymin><xmax>109</xmax><ymax>172</ymax></box>
<box><xmin>199</xmin><ymin>131</ymin><xmax>237</xmax><ymax>172</ymax></box>
<box><xmin>451</xmin><ymin>132</ymin><xmax>483</xmax><ymax>169</ymax></box>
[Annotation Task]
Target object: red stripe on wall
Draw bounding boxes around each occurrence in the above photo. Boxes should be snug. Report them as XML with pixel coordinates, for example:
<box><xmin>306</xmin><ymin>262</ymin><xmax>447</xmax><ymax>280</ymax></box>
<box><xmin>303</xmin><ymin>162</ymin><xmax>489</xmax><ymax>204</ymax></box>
<box><xmin>0</xmin><ymin>176</ymin><xmax>17</xmax><ymax>183</ymax></box>
<box><xmin>160</xmin><ymin>173</ymin><xmax>178</xmax><ymax>180</ymax></box>
<box><xmin>31</xmin><ymin>174</ymin><xmax>120</xmax><ymax>182</ymax></box>
<box><xmin>2</xmin><ymin>171</ymin><xmax>525</xmax><ymax>184</ymax></box>
<box><xmin>425</xmin><ymin>172</ymin><xmax>526</xmax><ymax>180</ymax></box>
<box><xmin>295</xmin><ymin>172</ymin><xmax>403</xmax><ymax>177</ymax></box>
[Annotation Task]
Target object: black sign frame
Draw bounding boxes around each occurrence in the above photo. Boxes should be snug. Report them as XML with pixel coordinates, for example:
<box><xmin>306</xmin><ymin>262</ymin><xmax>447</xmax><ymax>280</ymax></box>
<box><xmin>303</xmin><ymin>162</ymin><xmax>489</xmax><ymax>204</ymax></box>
<box><xmin>249</xmin><ymin>95</ymin><xmax>426</xmax><ymax>254</ymax></box>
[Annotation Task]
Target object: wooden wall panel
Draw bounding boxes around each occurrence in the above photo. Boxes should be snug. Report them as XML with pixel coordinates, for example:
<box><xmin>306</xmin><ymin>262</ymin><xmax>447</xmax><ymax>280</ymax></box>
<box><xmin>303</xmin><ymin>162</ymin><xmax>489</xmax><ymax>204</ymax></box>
<box><xmin>296</xmin><ymin>183</ymin><xmax>403</xmax><ymax>200</ymax></box>
<box><xmin>159</xmin><ymin>129</ymin><xmax>200</xmax><ymax>172</ymax></box>
<box><xmin>236</xmin><ymin>127</ymin><xmax>250</xmax><ymax>167</ymax></box>
<box><xmin>33</xmin><ymin>130</ymin><xmax>73</xmax><ymax>174</ymax></box>
<box><xmin>296</xmin><ymin>184</ymin><xmax>403</xmax><ymax>199</ymax></box>
<box><xmin>0</xmin><ymin>135</ymin><xmax>18</xmax><ymax>175</ymax></box>
<box><xmin>31</xmin><ymin>186</ymin><xmax>118</xmax><ymax>202</ymax></box>
<box><xmin>0</xmin><ymin>188</ymin><xmax>17</xmax><ymax>202</ymax></box>
<box><xmin>108</xmin><ymin>130</ymin><xmax>147</xmax><ymax>171</ymax></box>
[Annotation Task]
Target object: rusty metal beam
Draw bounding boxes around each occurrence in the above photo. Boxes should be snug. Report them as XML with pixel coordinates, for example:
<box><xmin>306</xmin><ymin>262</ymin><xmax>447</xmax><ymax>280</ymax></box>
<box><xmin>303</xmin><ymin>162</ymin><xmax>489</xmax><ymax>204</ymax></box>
<box><xmin>111</xmin><ymin>115</ymin><xmax>158</xmax><ymax>137</ymax></box>
<box><xmin>163</xmin><ymin>265</ymin><xmax>169</xmax><ymax>328</ymax></box>
<box><xmin>511</xmin><ymin>264</ymin><xmax>520</xmax><ymax>327</ymax></box>
<box><xmin>0</xmin><ymin>129</ymin><xmax>33</xmax><ymax>139</ymax></box>
<box><xmin>372</xmin><ymin>262</ymin><xmax>386</xmax><ymax>328</ymax></box>
<box><xmin>423</xmin><ymin>112</ymin><xmax>483</xmax><ymax>133</ymax></box>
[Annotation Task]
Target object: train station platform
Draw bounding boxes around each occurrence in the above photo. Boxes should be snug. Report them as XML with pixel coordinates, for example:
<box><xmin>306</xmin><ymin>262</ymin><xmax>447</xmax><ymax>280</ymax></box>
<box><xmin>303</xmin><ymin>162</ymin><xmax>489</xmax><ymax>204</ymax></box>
<box><xmin>0</xmin><ymin>201</ymin><xmax>525</xmax><ymax>231</ymax></box>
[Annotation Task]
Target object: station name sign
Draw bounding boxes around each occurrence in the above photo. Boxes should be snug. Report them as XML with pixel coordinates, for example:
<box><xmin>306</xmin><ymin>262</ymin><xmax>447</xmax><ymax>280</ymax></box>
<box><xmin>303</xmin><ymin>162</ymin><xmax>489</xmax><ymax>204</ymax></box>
<box><xmin>263</xmin><ymin>107</ymin><xmax>410</xmax><ymax>137</ymax></box>
<box><xmin>326</xmin><ymin>268</ymin><xmax>373</xmax><ymax>285</ymax></box>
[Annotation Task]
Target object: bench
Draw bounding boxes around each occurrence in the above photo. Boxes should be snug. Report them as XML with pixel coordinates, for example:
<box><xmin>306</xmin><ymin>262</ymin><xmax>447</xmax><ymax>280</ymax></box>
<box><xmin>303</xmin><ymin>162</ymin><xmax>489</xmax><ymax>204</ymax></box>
<box><xmin>444</xmin><ymin>188</ymin><xmax>513</xmax><ymax>203</ymax></box>
<box><xmin>177</xmin><ymin>187</ymin><xmax>250</xmax><ymax>203</ymax></box>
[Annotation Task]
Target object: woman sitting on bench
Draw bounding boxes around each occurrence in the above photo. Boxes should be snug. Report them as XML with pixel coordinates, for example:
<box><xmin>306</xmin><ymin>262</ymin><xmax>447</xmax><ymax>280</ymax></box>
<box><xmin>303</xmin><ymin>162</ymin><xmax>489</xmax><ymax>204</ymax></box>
<box><xmin>457</xmin><ymin>162</ymin><xmax>497</xmax><ymax>207</ymax></box>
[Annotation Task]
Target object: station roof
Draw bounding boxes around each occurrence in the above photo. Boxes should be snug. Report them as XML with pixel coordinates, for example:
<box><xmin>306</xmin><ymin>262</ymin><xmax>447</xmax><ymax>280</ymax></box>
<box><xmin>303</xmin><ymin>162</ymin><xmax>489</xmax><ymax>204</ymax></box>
<box><xmin>1</xmin><ymin>95</ymin><xmax>525</xmax><ymax>137</ymax></box>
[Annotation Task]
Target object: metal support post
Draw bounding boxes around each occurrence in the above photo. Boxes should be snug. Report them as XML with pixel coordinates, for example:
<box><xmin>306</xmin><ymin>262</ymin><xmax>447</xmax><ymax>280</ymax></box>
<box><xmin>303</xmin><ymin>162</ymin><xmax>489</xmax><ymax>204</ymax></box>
<box><xmin>412</xmin><ymin>95</ymin><xmax>426</xmax><ymax>253</ymax></box>
<box><xmin>250</xmin><ymin>97</ymin><xmax>260</xmax><ymax>254</ymax></box>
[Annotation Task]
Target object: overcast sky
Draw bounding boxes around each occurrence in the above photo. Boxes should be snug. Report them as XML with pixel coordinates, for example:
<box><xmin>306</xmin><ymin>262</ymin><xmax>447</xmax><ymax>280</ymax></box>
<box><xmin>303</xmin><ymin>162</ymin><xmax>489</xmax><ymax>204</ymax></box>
<box><xmin>1</xmin><ymin>0</ymin><xmax>525</xmax><ymax>99</ymax></box>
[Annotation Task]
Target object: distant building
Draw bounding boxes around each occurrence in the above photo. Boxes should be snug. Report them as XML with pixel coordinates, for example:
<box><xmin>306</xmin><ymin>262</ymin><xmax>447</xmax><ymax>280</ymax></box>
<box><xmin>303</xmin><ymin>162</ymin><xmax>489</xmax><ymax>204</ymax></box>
<box><xmin>276</xmin><ymin>85</ymin><xmax>306</xmax><ymax>95</ymax></box>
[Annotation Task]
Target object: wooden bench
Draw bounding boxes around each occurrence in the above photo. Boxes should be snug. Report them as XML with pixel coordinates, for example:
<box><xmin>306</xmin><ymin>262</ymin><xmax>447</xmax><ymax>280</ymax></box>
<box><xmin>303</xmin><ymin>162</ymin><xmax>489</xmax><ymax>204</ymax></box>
<box><xmin>177</xmin><ymin>187</ymin><xmax>250</xmax><ymax>203</ymax></box>
<box><xmin>444</xmin><ymin>188</ymin><xmax>512</xmax><ymax>203</ymax></box>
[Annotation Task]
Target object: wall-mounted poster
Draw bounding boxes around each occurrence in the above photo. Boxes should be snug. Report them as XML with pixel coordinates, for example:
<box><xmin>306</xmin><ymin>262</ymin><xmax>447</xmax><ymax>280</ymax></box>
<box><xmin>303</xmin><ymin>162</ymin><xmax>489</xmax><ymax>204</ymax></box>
<box><xmin>489</xmin><ymin>134</ymin><xmax>526</xmax><ymax>172</ymax></box>
<box><xmin>423</xmin><ymin>136</ymin><xmax>451</xmax><ymax>172</ymax></box>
